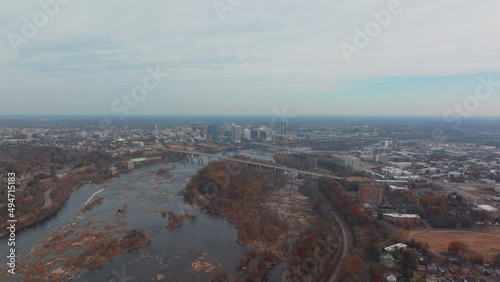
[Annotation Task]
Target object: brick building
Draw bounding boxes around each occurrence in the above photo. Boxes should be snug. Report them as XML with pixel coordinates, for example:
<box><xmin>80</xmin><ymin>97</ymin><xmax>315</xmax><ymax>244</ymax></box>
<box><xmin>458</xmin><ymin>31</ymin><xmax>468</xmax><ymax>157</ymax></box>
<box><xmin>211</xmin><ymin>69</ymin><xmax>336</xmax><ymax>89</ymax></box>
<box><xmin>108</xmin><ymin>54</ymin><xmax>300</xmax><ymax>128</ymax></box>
<box><xmin>358</xmin><ymin>184</ymin><xmax>385</xmax><ymax>204</ymax></box>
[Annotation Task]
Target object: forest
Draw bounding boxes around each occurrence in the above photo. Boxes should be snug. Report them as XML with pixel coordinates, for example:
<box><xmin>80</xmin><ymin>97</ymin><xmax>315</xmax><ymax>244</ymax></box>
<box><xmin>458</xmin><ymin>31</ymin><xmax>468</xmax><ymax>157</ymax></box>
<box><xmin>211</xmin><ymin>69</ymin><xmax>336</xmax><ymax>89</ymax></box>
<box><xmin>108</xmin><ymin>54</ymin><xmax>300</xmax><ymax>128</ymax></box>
<box><xmin>0</xmin><ymin>144</ymin><xmax>116</xmax><ymax>236</ymax></box>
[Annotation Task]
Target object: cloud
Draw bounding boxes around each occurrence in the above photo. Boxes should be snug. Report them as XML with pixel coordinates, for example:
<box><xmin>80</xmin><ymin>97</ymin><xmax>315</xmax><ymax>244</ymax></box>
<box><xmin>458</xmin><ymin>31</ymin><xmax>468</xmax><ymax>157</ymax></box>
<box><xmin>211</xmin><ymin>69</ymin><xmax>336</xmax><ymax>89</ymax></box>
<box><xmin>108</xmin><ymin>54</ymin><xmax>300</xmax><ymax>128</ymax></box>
<box><xmin>1</xmin><ymin>0</ymin><xmax>499</xmax><ymax>115</ymax></box>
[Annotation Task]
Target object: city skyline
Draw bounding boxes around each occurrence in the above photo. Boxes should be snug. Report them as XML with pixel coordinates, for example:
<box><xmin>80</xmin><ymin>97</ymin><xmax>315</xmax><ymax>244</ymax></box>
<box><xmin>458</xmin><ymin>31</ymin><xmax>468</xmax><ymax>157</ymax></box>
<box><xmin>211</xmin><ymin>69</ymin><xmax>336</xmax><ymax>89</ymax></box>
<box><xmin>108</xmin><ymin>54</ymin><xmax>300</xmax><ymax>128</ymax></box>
<box><xmin>1</xmin><ymin>0</ymin><xmax>500</xmax><ymax>116</ymax></box>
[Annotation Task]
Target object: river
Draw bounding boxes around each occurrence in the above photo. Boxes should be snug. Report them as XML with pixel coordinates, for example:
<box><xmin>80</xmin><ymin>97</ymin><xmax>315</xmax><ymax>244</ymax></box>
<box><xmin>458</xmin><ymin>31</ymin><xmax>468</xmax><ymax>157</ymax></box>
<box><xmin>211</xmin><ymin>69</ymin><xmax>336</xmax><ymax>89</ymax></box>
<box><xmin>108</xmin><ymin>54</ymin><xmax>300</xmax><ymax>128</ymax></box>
<box><xmin>1</xmin><ymin>149</ymin><xmax>287</xmax><ymax>281</ymax></box>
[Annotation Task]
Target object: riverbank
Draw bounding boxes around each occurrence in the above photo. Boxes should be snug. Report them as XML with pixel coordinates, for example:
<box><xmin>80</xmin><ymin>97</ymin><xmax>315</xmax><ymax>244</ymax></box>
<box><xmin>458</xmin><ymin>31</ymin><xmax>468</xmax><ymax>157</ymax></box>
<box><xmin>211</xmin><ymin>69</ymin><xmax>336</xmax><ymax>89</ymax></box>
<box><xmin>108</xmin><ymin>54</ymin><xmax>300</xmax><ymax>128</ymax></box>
<box><xmin>0</xmin><ymin>157</ymin><xmax>182</xmax><ymax>238</ymax></box>
<box><xmin>0</xmin><ymin>180</ymin><xmax>92</xmax><ymax>238</ymax></box>
<box><xmin>2</xmin><ymin>151</ymin><xmax>279</xmax><ymax>281</ymax></box>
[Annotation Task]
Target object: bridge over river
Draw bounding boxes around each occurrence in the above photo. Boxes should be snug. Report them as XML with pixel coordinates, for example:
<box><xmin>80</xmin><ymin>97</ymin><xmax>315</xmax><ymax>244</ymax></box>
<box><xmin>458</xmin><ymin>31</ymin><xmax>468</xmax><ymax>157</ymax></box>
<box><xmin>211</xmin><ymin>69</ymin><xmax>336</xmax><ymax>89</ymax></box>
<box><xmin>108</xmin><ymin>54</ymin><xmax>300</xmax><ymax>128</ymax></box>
<box><xmin>167</xmin><ymin>149</ymin><xmax>343</xmax><ymax>180</ymax></box>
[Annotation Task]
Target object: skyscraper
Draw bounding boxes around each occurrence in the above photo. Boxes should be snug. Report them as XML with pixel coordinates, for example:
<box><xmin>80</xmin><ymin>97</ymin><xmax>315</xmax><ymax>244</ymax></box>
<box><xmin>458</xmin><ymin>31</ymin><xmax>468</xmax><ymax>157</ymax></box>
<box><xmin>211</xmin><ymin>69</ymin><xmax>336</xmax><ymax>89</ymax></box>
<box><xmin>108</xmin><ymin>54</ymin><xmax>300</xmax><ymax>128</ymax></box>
<box><xmin>281</xmin><ymin>122</ymin><xmax>288</xmax><ymax>135</ymax></box>
<box><xmin>232</xmin><ymin>125</ymin><xmax>242</xmax><ymax>143</ymax></box>
<box><xmin>207</xmin><ymin>125</ymin><xmax>219</xmax><ymax>140</ymax></box>
<box><xmin>243</xmin><ymin>129</ymin><xmax>251</xmax><ymax>141</ymax></box>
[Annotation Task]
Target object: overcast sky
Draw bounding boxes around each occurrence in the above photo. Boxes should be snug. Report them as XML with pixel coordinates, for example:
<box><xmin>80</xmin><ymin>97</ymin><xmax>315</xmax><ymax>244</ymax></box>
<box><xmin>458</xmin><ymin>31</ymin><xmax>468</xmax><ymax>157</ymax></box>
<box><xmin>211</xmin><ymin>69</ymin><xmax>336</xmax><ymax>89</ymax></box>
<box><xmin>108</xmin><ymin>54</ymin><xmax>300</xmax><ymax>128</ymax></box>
<box><xmin>1</xmin><ymin>0</ymin><xmax>500</xmax><ymax>116</ymax></box>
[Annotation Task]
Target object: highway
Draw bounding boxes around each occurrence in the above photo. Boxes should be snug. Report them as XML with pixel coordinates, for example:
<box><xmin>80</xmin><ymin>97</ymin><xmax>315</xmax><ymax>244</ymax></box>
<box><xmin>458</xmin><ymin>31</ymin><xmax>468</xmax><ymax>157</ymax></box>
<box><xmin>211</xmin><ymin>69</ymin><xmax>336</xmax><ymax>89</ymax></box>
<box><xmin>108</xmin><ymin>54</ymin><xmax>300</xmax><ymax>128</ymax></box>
<box><xmin>250</xmin><ymin>142</ymin><xmax>328</xmax><ymax>157</ymax></box>
<box><xmin>42</xmin><ymin>188</ymin><xmax>53</xmax><ymax>209</ymax></box>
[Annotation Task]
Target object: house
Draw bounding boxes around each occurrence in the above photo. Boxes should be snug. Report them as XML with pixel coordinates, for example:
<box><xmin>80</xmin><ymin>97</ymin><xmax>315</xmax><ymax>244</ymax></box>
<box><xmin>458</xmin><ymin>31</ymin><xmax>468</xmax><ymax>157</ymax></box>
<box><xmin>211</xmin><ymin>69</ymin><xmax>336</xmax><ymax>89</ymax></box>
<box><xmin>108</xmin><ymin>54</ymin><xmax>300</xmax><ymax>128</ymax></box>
<box><xmin>108</xmin><ymin>166</ymin><xmax>118</xmax><ymax>176</ymax></box>
<box><xmin>417</xmin><ymin>265</ymin><xmax>427</xmax><ymax>272</ymax></box>
<box><xmin>426</xmin><ymin>263</ymin><xmax>438</xmax><ymax>273</ymax></box>
<box><xmin>482</xmin><ymin>268</ymin><xmax>496</xmax><ymax>276</ymax></box>
<box><xmin>385</xmin><ymin>273</ymin><xmax>397</xmax><ymax>282</ymax></box>
<box><xmin>474</xmin><ymin>264</ymin><xmax>485</xmax><ymax>272</ymax></box>
<box><xmin>443</xmin><ymin>252</ymin><xmax>461</xmax><ymax>264</ymax></box>
<box><xmin>438</xmin><ymin>266</ymin><xmax>449</xmax><ymax>273</ymax></box>
<box><xmin>122</xmin><ymin>160</ymin><xmax>134</xmax><ymax>170</ymax></box>
<box><xmin>380</xmin><ymin>252</ymin><xmax>395</xmax><ymax>268</ymax></box>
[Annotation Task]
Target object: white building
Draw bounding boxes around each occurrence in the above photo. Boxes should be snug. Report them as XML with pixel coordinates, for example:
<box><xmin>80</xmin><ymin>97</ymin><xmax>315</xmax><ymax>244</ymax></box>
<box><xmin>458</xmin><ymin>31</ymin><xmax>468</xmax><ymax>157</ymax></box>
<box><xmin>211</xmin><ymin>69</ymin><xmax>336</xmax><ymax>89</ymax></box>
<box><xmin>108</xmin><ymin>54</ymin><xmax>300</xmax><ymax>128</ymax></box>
<box><xmin>384</xmin><ymin>243</ymin><xmax>408</xmax><ymax>253</ymax></box>
<box><xmin>477</xmin><ymin>205</ymin><xmax>498</xmax><ymax>213</ymax></box>
<box><xmin>243</xmin><ymin>129</ymin><xmax>251</xmax><ymax>141</ymax></box>
<box><xmin>332</xmin><ymin>155</ymin><xmax>360</xmax><ymax>168</ymax></box>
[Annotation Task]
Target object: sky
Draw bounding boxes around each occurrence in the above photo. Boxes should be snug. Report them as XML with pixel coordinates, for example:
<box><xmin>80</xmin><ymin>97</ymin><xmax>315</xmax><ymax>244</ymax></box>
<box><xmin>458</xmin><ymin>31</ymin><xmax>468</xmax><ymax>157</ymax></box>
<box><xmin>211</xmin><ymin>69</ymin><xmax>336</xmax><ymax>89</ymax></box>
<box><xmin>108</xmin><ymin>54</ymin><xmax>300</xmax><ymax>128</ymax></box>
<box><xmin>1</xmin><ymin>0</ymin><xmax>500</xmax><ymax>117</ymax></box>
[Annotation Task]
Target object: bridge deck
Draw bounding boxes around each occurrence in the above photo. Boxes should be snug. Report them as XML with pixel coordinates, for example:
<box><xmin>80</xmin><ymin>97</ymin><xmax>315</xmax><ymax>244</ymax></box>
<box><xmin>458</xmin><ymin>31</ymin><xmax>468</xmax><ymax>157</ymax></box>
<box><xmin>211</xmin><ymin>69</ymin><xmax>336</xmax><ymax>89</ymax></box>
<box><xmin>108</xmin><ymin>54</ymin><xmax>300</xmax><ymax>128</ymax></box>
<box><xmin>168</xmin><ymin>149</ymin><xmax>342</xmax><ymax>180</ymax></box>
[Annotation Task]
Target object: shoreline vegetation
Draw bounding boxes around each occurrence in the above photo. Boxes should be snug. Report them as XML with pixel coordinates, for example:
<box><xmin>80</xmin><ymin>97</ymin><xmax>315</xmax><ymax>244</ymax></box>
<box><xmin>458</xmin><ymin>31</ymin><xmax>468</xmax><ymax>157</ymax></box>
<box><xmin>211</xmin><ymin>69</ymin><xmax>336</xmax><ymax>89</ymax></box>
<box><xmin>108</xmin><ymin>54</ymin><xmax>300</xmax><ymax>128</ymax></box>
<box><xmin>162</xmin><ymin>210</ymin><xmax>197</xmax><ymax>229</ymax></box>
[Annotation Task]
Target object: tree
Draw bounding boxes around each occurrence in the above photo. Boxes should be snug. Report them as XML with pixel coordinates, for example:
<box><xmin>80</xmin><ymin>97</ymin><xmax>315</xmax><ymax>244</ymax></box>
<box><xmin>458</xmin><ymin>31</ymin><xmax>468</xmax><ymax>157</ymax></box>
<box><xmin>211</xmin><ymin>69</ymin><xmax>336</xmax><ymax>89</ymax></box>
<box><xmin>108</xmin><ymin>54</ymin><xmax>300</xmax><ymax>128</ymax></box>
<box><xmin>448</xmin><ymin>241</ymin><xmax>467</xmax><ymax>254</ymax></box>
<box><xmin>339</xmin><ymin>255</ymin><xmax>363</xmax><ymax>281</ymax></box>
<box><xmin>400</xmin><ymin>250</ymin><xmax>418</xmax><ymax>280</ymax></box>
<box><xmin>493</xmin><ymin>253</ymin><xmax>500</xmax><ymax>266</ymax></box>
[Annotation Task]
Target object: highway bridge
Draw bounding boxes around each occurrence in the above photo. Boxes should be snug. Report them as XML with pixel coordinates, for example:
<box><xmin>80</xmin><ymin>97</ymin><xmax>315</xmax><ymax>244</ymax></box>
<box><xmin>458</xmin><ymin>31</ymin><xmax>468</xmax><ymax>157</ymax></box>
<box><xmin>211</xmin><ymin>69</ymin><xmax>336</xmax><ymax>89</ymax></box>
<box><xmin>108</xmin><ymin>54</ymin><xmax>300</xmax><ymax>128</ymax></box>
<box><xmin>167</xmin><ymin>149</ymin><xmax>343</xmax><ymax>180</ymax></box>
<box><xmin>250</xmin><ymin>142</ymin><xmax>328</xmax><ymax>157</ymax></box>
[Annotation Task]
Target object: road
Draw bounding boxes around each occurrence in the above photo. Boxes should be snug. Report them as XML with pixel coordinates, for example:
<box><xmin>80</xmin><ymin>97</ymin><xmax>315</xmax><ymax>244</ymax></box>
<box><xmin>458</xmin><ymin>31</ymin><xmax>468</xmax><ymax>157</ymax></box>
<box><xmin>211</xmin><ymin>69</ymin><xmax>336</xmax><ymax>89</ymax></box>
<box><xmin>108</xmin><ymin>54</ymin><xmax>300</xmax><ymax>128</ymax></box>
<box><xmin>42</xmin><ymin>188</ymin><xmax>53</xmax><ymax>209</ymax></box>
<box><xmin>327</xmin><ymin>207</ymin><xmax>353</xmax><ymax>282</ymax></box>
<box><xmin>313</xmin><ymin>182</ymin><xmax>353</xmax><ymax>282</ymax></box>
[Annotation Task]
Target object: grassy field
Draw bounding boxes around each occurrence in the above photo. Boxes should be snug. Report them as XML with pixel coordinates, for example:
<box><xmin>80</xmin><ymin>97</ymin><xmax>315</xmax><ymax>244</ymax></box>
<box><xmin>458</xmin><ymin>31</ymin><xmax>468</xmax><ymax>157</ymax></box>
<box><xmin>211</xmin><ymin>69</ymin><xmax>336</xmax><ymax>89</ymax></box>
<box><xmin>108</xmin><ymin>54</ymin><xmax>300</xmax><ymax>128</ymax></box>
<box><xmin>404</xmin><ymin>229</ymin><xmax>500</xmax><ymax>260</ymax></box>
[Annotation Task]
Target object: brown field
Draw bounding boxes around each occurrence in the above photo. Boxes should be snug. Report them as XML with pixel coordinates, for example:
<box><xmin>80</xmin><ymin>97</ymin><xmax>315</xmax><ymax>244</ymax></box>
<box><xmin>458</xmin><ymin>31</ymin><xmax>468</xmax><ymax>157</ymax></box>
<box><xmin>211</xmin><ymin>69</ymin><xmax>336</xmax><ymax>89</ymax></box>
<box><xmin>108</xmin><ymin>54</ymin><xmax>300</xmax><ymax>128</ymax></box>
<box><xmin>404</xmin><ymin>229</ymin><xmax>500</xmax><ymax>260</ymax></box>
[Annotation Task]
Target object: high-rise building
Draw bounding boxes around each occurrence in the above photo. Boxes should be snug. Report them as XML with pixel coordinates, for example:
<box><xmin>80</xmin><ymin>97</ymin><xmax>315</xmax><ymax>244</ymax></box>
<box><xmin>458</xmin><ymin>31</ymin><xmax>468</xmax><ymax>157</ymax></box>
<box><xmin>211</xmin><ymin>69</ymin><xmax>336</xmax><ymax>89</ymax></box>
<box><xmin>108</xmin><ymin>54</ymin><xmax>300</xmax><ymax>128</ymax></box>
<box><xmin>282</xmin><ymin>122</ymin><xmax>288</xmax><ymax>135</ymax></box>
<box><xmin>243</xmin><ymin>129</ymin><xmax>251</xmax><ymax>141</ymax></box>
<box><xmin>251</xmin><ymin>130</ymin><xmax>260</xmax><ymax>141</ymax></box>
<box><xmin>223</xmin><ymin>131</ymin><xmax>232</xmax><ymax>144</ymax></box>
<box><xmin>259</xmin><ymin>130</ymin><xmax>268</xmax><ymax>142</ymax></box>
<box><xmin>232</xmin><ymin>125</ymin><xmax>242</xmax><ymax>143</ymax></box>
<box><xmin>207</xmin><ymin>125</ymin><xmax>219</xmax><ymax>140</ymax></box>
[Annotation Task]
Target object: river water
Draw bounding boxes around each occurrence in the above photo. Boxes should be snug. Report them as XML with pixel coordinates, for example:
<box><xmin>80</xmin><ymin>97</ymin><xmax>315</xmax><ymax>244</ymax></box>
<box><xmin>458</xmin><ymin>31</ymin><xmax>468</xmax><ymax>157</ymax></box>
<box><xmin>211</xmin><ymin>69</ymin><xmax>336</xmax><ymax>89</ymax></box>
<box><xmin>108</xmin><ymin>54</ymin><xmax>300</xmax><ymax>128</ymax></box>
<box><xmin>1</xmin><ymin>149</ymin><xmax>287</xmax><ymax>281</ymax></box>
